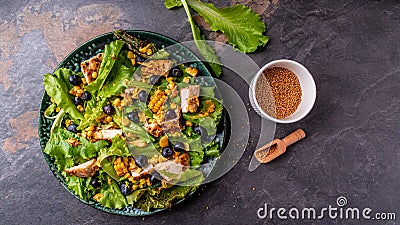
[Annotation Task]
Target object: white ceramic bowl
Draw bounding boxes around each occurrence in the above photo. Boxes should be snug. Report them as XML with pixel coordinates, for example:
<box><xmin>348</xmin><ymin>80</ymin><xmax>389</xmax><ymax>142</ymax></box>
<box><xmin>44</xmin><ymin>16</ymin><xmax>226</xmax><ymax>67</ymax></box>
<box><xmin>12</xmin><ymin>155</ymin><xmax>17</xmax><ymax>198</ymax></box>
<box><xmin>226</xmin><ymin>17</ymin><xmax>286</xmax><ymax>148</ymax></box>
<box><xmin>249</xmin><ymin>59</ymin><xmax>316</xmax><ymax>123</ymax></box>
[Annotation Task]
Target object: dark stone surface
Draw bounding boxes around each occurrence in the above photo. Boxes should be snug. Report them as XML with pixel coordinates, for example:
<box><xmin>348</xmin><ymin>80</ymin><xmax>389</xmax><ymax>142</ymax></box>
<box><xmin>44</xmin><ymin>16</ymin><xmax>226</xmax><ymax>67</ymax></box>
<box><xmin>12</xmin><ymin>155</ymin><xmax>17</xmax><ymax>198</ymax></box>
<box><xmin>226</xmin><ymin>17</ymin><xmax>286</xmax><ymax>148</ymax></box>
<box><xmin>0</xmin><ymin>0</ymin><xmax>399</xmax><ymax>224</ymax></box>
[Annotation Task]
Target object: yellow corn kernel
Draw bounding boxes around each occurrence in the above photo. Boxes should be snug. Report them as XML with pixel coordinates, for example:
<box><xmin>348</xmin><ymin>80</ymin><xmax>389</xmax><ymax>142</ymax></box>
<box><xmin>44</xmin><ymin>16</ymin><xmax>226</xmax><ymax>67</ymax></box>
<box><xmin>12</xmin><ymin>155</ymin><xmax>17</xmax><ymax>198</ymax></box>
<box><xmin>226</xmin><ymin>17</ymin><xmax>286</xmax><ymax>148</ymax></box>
<box><xmin>168</xmin><ymin>83</ymin><xmax>175</xmax><ymax>89</ymax></box>
<box><xmin>123</xmin><ymin>157</ymin><xmax>129</xmax><ymax>166</ymax></box>
<box><xmin>81</xmin><ymin>78</ymin><xmax>87</xmax><ymax>84</ymax></box>
<box><xmin>159</xmin><ymin>136</ymin><xmax>169</xmax><ymax>148</ymax></box>
<box><xmin>65</xmin><ymin>119</ymin><xmax>72</xmax><ymax>126</ymax></box>
<box><xmin>130</xmin><ymin>58</ymin><xmax>136</xmax><ymax>66</ymax></box>
<box><xmin>124</xmin><ymin>173</ymin><xmax>131</xmax><ymax>178</ymax></box>
<box><xmin>139</xmin><ymin>47</ymin><xmax>147</xmax><ymax>53</ymax></box>
<box><xmin>77</xmin><ymin>89</ymin><xmax>84</xmax><ymax>96</ymax></box>
<box><xmin>93</xmin><ymin>193</ymin><xmax>103</xmax><ymax>201</ymax></box>
<box><xmin>88</xmin><ymin>125</ymin><xmax>95</xmax><ymax>131</ymax></box>
<box><xmin>146</xmin><ymin>48</ymin><xmax>153</xmax><ymax>55</ymax></box>
<box><xmin>185</xmin><ymin>67</ymin><xmax>198</xmax><ymax>76</ymax></box>
<box><xmin>132</xmin><ymin>185</ymin><xmax>138</xmax><ymax>191</ymax></box>
<box><xmin>87</xmin><ymin>130</ymin><xmax>94</xmax><ymax>137</ymax></box>
<box><xmin>77</xmin><ymin>105</ymin><xmax>84</xmax><ymax>112</ymax></box>
<box><xmin>74</xmin><ymin>86</ymin><xmax>81</xmax><ymax>91</ymax></box>
<box><xmin>113</xmin><ymin>98</ymin><xmax>121</xmax><ymax>106</ymax></box>
<box><xmin>183</xmin><ymin>77</ymin><xmax>190</xmax><ymax>83</ymax></box>
<box><xmin>136</xmin><ymin>168</ymin><xmax>142</xmax><ymax>173</ymax></box>
<box><xmin>92</xmin><ymin>72</ymin><xmax>98</xmax><ymax>79</ymax></box>
<box><xmin>105</xmin><ymin>116</ymin><xmax>113</xmax><ymax>123</ymax></box>
<box><xmin>186</xmin><ymin>121</ymin><xmax>193</xmax><ymax>127</ymax></box>
<box><xmin>140</xmin><ymin>179</ymin><xmax>146</xmax><ymax>185</ymax></box>
<box><xmin>127</xmin><ymin>51</ymin><xmax>134</xmax><ymax>59</ymax></box>
<box><xmin>128</xmin><ymin>177</ymin><xmax>135</xmax><ymax>182</ymax></box>
<box><xmin>119</xmin><ymin>162</ymin><xmax>125</xmax><ymax>169</ymax></box>
<box><xmin>115</xmin><ymin>157</ymin><xmax>122</xmax><ymax>164</ymax></box>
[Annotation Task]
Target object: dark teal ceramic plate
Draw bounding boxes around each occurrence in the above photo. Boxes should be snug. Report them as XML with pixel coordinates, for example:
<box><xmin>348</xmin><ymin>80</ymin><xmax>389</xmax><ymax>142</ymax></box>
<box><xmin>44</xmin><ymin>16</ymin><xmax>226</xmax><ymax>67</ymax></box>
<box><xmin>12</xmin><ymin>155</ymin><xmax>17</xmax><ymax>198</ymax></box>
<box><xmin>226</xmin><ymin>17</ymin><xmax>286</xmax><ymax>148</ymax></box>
<box><xmin>38</xmin><ymin>30</ymin><xmax>226</xmax><ymax>216</ymax></box>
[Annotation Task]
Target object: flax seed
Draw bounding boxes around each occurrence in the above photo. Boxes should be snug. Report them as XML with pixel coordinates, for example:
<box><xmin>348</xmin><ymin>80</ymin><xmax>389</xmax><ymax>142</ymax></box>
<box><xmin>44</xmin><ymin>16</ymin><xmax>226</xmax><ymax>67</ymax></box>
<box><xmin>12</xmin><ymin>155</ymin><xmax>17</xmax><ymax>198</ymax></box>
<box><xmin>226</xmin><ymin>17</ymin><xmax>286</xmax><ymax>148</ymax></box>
<box><xmin>255</xmin><ymin>67</ymin><xmax>302</xmax><ymax>119</ymax></box>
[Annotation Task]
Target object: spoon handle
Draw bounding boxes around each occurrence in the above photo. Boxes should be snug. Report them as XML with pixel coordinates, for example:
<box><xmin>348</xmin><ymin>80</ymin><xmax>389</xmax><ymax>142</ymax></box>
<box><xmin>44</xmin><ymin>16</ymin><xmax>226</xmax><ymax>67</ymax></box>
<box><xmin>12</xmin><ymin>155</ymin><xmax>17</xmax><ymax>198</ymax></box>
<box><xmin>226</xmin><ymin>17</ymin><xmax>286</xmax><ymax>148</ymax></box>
<box><xmin>282</xmin><ymin>129</ymin><xmax>306</xmax><ymax>147</ymax></box>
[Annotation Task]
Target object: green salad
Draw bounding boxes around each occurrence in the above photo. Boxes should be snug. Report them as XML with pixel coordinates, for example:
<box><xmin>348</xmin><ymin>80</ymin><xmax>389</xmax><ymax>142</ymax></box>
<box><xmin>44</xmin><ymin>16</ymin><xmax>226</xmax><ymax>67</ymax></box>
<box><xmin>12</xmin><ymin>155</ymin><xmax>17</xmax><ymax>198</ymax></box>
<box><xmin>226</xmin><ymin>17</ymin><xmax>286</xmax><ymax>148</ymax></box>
<box><xmin>42</xmin><ymin>30</ymin><xmax>223</xmax><ymax>212</ymax></box>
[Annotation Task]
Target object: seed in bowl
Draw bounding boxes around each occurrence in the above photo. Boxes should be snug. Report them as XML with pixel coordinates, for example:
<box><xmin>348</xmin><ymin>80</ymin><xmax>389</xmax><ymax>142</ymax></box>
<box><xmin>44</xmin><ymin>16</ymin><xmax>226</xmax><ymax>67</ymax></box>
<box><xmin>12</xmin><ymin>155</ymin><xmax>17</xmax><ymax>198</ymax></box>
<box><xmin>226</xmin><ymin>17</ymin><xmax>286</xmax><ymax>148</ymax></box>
<box><xmin>255</xmin><ymin>67</ymin><xmax>302</xmax><ymax>119</ymax></box>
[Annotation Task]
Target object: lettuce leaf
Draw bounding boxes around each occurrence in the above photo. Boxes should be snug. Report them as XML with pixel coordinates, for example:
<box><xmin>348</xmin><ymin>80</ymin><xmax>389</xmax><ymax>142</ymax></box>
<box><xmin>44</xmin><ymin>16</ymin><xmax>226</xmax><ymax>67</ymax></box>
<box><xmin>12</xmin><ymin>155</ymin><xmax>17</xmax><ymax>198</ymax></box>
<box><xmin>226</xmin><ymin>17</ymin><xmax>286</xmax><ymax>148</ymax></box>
<box><xmin>99</xmin><ymin>178</ymin><xmax>128</xmax><ymax>209</ymax></box>
<box><xmin>100</xmin><ymin>64</ymin><xmax>135</xmax><ymax>99</ymax></box>
<box><xmin>44</xmin><ymin>70</ymin><xmax>83</xmax><ymax>121</ymax></box>
<box><xmin>65</xmin><ymin>176</ymin><xmax>96</xmax><ymax>200</ymax></box>
<box><xmin>44</xmin><ymin>127</ymin><xmax>108</xmax><ymax>171</ymax></box>
<box><xmin>79</xmin><ymin>64</ymin><xmax>134</xmax><ymax>130</ymax></box>
<box><xmin>186</xmin><ymin>0</ymin><xmax>269</xmax><ymax>53</ymax></box>
<box><xmin>98</xmin><ymin>135</ymin><xmax>130</xmax><ymax>162</ymax></box>
<box><xmin>164</xmin><ymin>0</ymin><xmax>182</xmax><ymax>9</ymax></box>
<box><xmin>188</xmin><ymin>151</ymin><xmax>204</xmax><ymax>166</ymax></box>
<box><xmin>205</xmin><ymin>140</ymin><xmax>220</xmax><ymax>157</ymax></box>
<box><xmin>86</xmin><ymin>40</ymin><xmax>125</xmax><ymax>94</ymax></box>
<box><xmin>183</xmin><ymin>98</ymin><xmax>223</xmax><ymax>124</ymax></box>
<box><xmin>135</xmin><ymin>182</ymin><xmax>200</xmax><ymax>211</ymax></box>
<box><xmin>181</xmin><ymin>0</ymin><xmax>222</xmax><ymax>77</ymax></box>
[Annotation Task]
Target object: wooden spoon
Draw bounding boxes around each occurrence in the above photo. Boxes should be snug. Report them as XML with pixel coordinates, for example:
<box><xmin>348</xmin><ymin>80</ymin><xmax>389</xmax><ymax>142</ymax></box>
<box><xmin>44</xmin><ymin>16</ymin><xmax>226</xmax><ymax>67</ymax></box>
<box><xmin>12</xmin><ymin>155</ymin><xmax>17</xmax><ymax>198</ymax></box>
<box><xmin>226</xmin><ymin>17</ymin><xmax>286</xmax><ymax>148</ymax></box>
<box><xmin>254</xmin><ymin>129</ymin><xmax>306</xmax><ymax>164</ymax></box>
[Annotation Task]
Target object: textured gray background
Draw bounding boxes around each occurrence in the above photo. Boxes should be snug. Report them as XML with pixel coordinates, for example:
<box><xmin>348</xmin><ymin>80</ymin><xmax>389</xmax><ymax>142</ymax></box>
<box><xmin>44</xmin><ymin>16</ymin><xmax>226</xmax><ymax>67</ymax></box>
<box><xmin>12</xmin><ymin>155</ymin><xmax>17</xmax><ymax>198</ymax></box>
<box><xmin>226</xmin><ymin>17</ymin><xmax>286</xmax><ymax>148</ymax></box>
<box><xmin>0</xmin><ymin>0</ymin><xmax>399</xmax><ymax>224</ymax></box>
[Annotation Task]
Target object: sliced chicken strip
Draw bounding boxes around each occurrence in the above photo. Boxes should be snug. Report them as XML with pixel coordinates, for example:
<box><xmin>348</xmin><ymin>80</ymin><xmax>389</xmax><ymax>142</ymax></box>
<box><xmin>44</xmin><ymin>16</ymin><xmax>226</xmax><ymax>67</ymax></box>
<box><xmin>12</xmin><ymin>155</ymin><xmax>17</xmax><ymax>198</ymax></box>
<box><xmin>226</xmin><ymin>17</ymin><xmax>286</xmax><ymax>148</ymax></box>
<box><xmin>65</xmin><ymin>158</ymin><xmax>99</xmax><ymax>178</ymax></box>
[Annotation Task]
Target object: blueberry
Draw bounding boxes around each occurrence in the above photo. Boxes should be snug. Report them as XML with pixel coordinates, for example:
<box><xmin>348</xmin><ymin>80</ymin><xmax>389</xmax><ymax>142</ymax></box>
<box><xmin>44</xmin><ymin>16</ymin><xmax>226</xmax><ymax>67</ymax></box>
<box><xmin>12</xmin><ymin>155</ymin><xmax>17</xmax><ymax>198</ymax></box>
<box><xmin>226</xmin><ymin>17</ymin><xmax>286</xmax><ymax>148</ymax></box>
<box><xmin>174</xmin><ymin>142</ymin><xmax>186</xmax><ymax>151</ymax></box>
<box><xmin>150</xmin><ymin>172</ymin><xmax>161</xmax><ymax>185</ymax></box>
<box><xmin>74</xmin><ymin>97</ymin><xmax>84</xmax><ymax>106</ymax></box>
<box><xmin>169</xmin><ymin>68</ymin><xmax>182</xmax><ymax>77</ymax></box>
<box><xmin>90</xmin><ymin>177</ymin><xmax>101</xmax><ymax>188</ymax></box>
<box><xmin>80</xmin><ymin>91</ymin><xmax>92</xmax><ymax>101</ymax></box>
<box><xmin>67</xmin><ymin>124</ymin><xmax>78</xmax><ymax>133</ymax></box>
<box><xmin>138</xmin><ymin>90</ymin><xmax>148</xmax><ymax>102</ymax></box>
<box><xmin>69</xmin><ymin>74</ymin><xmax>82</xmax><ymax>86</ymax></box>
<box><xmin>127</xmin><ymin>110</ymin><xmax>140</xmax><ymax>123</ymax></box>
<box><xmin>120</xmin><ymin>183</ymin><xmax>131</xmax><ymax>196</ymax></box>
<box><xmin>149</xmin><ymin>75</ymin><xmax>161</xmax><ymax>85</ymax></box>
<box><xmin>136</xmin><ymin>55</ymin><xmax>146</xmax><ymax>63</ymax></box>
<box><xmin>135</xmin><ymin>155</ymin><xmax>148</xmax><ymax>168</ymax></box>
<box><xmin>161</xmin><ymin>147</ymin><xmax>174</xmax><ymax>158</ymax></box>
<box><xmin>103</xmin><ymin>104</ymin><xmax>115</xmax><ymax>115</ymax></box>
<box><xmin>193</xmin><ymin>126</ymin><xmax>207</xmax><ymax>136</ymax></box>
<box><xmin>165</xmin><ymin>109</ymin><xmax>177</xmax><ymax>120</ymax></box>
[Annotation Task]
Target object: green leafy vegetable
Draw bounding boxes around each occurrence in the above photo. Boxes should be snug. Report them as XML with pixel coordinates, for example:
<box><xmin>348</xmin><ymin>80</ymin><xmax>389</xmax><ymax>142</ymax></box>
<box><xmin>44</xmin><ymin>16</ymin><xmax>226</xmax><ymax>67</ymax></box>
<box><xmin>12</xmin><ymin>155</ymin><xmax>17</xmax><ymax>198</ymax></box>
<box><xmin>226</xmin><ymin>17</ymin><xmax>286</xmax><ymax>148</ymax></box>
<box><xmin>135</xmin><ymin>183</ymin><xmax>200</xmax><ymax>211</ymax></box>
<box><xmin>199</xmin><ymin>117</ymin><xmax>216</xmax><ymax>136</ymax></box>
<box><xmin>205</xmin><ymin>140</ymin><xmax>220</xmax><ymax>157</ymax></box>
<box><xmin>164</xmin><ymin>0</ymin><xmax>182</xmax><ymax>9</ymax></box>
<box><xmin>44</xmin><ymin>70</ymin><xmax>83</xmax><ymax>121</ymax></box>
<box><xmin>79</xmin><ymin>61</ymin><xmax>134</xmax><ymax>130</ymax></box>
<box><xmin>99</xmin><ymin>179</ymin><xmax>128</xmax><ymax>209</ymax></box>
<box><xmin>187</xmin><ymin>151</ymin><xmax>204</xmax><ymax>166</ymax></box>
<box><xmin>101</xmin><ymin>159</ymin><xmax>121</xmax><ymax>181</ymax></box>
<box><xmin>44</xmin><ymin>104</ymin><xmax>56</xmax><ymax>118</ymax></box>
<box><xmin>181</xmin><ymin>0</ymin><xmax>222</xmax><ymax>77</ymax></box>
<box><xmin>86</xmin><ymin>40</ymin><xmax>125</xmax><ymax>94</ymax></box>
<box><xmin>44</xmin><ymin>127</ymin><xmax>108</xmax><ymax>171</ymax></box>
<box><xmin>186</xmin><ymin>0</ymin><xmax>269</xmax><ymax>53</ymax></box>
<box><xmin>99</xmin><ymin>136</ymin><xmax>130</xmax><ymax>162</ymax></box>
